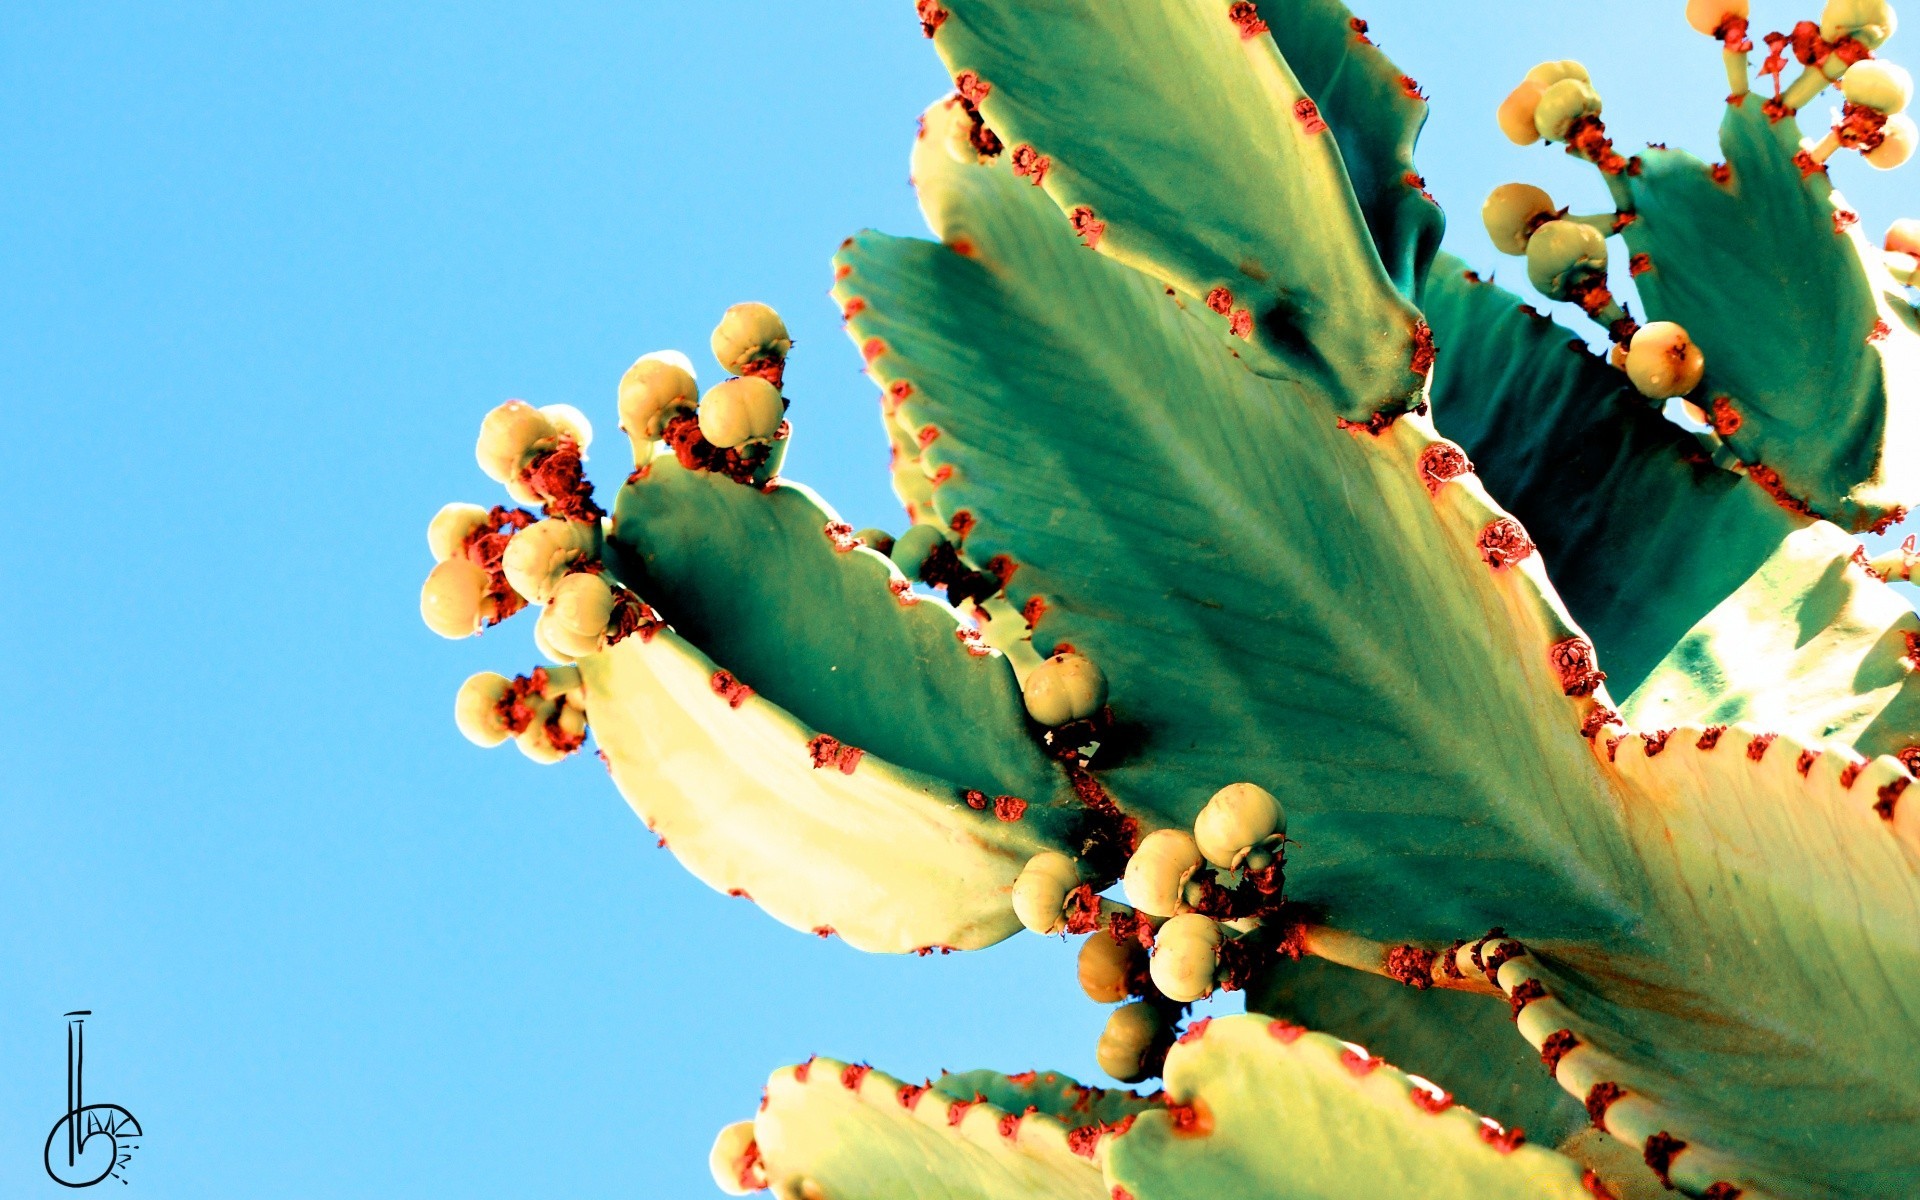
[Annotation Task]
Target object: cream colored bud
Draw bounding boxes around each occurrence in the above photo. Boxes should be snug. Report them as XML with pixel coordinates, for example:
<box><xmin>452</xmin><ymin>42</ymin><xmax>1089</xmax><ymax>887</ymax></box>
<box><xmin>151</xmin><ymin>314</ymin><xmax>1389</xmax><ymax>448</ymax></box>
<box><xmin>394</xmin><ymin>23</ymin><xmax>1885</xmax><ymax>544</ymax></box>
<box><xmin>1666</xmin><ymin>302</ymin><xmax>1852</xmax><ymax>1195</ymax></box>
<box><xmin>1095</xmin><ymin>1002</ymin><xmax>1166</xmax><ymax>1084</ymax></box>
<box><xmin>709</xmin><ymin>1121</ymin><xmax>766</xmax><ymax>1196</ymax></box>
<box><xmin>698</xmin><ymin>376</ymin><xmax>785</xmax><ymax>449</ymax></box>
<box><xmin>454</xmin><ymin>672</ymin><xmax>515</xmax><ymax>747</ymax></box>
<box><xmin>1866</xmin><ymin>112</ymin><xmax>1918</xmax><ymax>168</ymax></box>
<box><xmin>618</xmin><ymin>352</ymin><xmax>700</xmax><ymax>442</ymax></box>
<box><xmin>710</xmin><ymin>302</ymin><xmax>792</xmax><ymax>375</ymax></box>
<box><xmin>539</xmin><ymin>403</ymin><xmax>593</xmax><ymax>454</ymax></box>
<box><xmin>502</xmin><ymin>518</ymin><xmax>599</xmax><ymax>604</ymax></box>
<box><xmin>1686</xmin><ymin>0</ymin><xmax>1749</xmax><ymax>34</ymax></box>
<box><xmin>1626</xmin><ymin>322</ymin><xmax>1707</xmax><ymax>399</ymax></box>
<box><xmin>1498</xmin><ymin>80</ymin><xmax>1547</xmax><ymax>145</ymax></box>
<box><xmin>1525</xmin><ymin>60</ymin><xmax>1591</xmax><ymax>87</ymax></box>
<box><xmin>1526</xmin><ymin>219</ymin><xmax>1609</xmax><ymax>298</ymax></box>
<box><xmin>1149</xmin><ymin>914</ymin><xmax>1223</xmax><ymax>1003</ymax></box>
<box><xmin>1194</xmin><ymin>783</ymin><xmax>1287</xmax><ymax>870</ymax></box>
<box><xmin>1481</xmin><ymin>183</ymin><xmax>1558</xmax><ymax>255</ymax></box>
<box><xmin>1889</xmin><ymin>218</ymin><xmax>1920</xmax><ymax>255</ymax></box>
<box><xmin>1842</xmin><ymin>60</ymin><xmax>1912</xmax><ymax>114</ymax></box>
<box><xmin>1122</xmin><ymin>829</ymin><xmax>1203</xmax><ymax>918</ymax></box>
<box><xmin>1012</xmin><ymin>851</ymin><xmax>1081</xmax><ymax>935</ymax></box>
<box><xmin>549</xmin><ymin>571</ymin><xmax>615</xmax><ymax>645</ymax></box>
<box><xmin>476</xmin><ymin>400</ymin><xmax>557</xmax><ymax>483</ymax></box>
<box><xmin>1021</xmin><ymin>652</ymin><xmax>1108</xmax><ymax>726</ymax></box>
<box><xmin>533</xmin><ymin>607</ymin><xmax>579</xmax><ymax>664</ymax></box>
<box><xmin>421</xmin><ymin>558</ymin><xmax>492</xmax><ymax>639</ymax></box>
<box><xmin>515</xmin><ymin>694</ymin><xmax>585</xmax><ymax>764</ymax></box>
<box><xmin>428</xmin><ymin>502</ymin><xmax>492</xmax><ymax>563</ymax></box>
<box><xmin>1821</xmin><ymin>0</ymin><xmax>1897</xmax><ymax>49</ymax></box>
<box><xmin>1078</xmin><ymin>929</ymin><xmax>1142</xmax><ymax>1003</ymax></box>
<box><xmin>1534</xmin><ymin>78</ymin><xmax>1603</xmax><ymax>142</ymax></box>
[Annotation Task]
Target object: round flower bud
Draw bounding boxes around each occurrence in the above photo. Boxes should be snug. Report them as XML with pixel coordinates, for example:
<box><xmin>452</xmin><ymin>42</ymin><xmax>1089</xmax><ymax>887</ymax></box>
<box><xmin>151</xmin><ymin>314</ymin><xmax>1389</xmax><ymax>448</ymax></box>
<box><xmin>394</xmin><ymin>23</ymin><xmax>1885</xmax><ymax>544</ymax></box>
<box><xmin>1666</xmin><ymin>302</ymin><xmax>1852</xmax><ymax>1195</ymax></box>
<box><xmin>427</xmin><ymin>502</ymin><xmax>492</xmax><ymax>563</ymax></box>
<box><xmin>1078</xmin><ymin>928</ymin><xmax>1144</xmax><ymax>1004</ymax></box>
<box><xmin>502</xmin><ymin>518</ymin><xmax>598</xmax><ymax>604</ymax></box>
<box><xmin>539</xmin><ymin>403</ymin><xmax>593</xmax><ymax>454</ymax></box>
<box><xmin>1095</xmin><ymin>1002</ymin><xmax>1166</xmax><ymax>1084</ymax></box>
<box><xmin>1193</xmin><ymin>782</ymin><xmax>1286</xmax><ymax>870</ymax></box>
<box><xmin>476</xmin><ymin>400</ymin><xmax>557</xmax><ymax>483</ymax></box>
<box><xmin>1149</xmin><ymin>913</ymin><xmax>1223</xmax><ymax>1003</ymax></box>
<box><xmin>1821</xmin><ymin>0</ymin><xmax>1897</xmax><ymax>49</ymax></box>
<box><xmin>1482</xmin><ymin>183</ymin><xmax>1559</xmax><ymax>255</ymax></box>
<box><xmin>1525</xmin><ymin>60</ymin><xmax>1591</xmax><ymax>87</ymax></box>
<box><xmin>889</xmin><ymin>522</ymin><xmax>951</xmax><ymax>580</ymax></box>
<box><xmin>454</xmin><ymin>671</ymin><xmax>515</xmax><ymax>747</ymax></box>
<box><xmin>1686</xmin><ymin>0</ymin><xmax>1749</xmax><ymax>34</ymax></box>
<box><xmin>1534</xmin><ymin>78</ymin><xmax>1603</xmax><ymax>142</ymax></box>
<box><xmin>854</xmin><ymin>527</ymin><xmax>896</xmax><ymax>556</ymax></box>
<box><xmin>1888</xmin><ymin>218</ymin><xmax>1920</xmax><ymax>256</ymax></box>
<box><xmin>698</xmin><ymin>376</ymin><xmax>785</xmax><ymax>449</ymax></box>
<box><xmin>533</xmin><ymin>606</ymin><xmax>579</xmax><ymax>664</ymax></box>
<box><xmin>709</xmin><ymin>1121</ymin><xmax>766</xmax><ymax>1196</ymax></box>
<box><xmin>710</xmin><ymin>302</ymin><xmax>792</xmax><ymax>376</ymax></box>
<box><xmin>549</xmin><ymin>570</ymin><xmax>615</xmax><ymax>648</ymax></box>
<box><xmin>1866</xmin><ymin>112</ymin><xmax>1919</xmax><ymax>168</ymax></box>
<box><xmin>1526</xmin><ymin>219</ymin><xmax>1609</xmax><ymax>299</ymax></box>
<box><xmin>1021</xmin><ymin>652</ymin><xmax>1108</xmax><ymax>726</ymax></box>
<box><xmin>1122</xmin><ymin>829</ymin><xmax>1204</xmax><ymax>918</ymax></box>
<box><xmin>1625</xmin><ymin>321</ymin><xmax>1707</xmax><ymax>399</ymax></box>
<box><xmin>1012</xmin><ymin>851</ymin><xmax>1081</xmax><ymax>935</ymax></box>
<box><xmin>1497</xmin><ymin>81</ymin><xmax>1547</xmax><ymax>145</ymax></box>
<box><xmin>1842</xmin><ymin>60</ymin><xmax>1913</xmax><ymax>114</ymax></box>
<box><xmin>516</xmin><ymin>694</ymin><xmax>585</xmax><ymax>764</ymax></box>
<box><xmin>619</xmin><ymin>352</ymin><xmax>700</xmax><ymax>442</ymax></box>
<box><xmin>421</xmin><ymin>558</ymin><xmax>492</xmax><ymax>639</ymax></box>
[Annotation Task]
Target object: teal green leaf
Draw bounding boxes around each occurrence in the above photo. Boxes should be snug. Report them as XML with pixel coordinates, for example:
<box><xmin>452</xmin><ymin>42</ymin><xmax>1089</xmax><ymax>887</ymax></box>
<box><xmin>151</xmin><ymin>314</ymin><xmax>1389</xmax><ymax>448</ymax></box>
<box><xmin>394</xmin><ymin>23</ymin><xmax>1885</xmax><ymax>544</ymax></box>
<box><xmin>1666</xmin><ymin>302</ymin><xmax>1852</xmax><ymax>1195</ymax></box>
<box><xmin>847</xmin><ymin>98</ymin><xmax>1639</xmax><ymax>943</ymax></box>
<box><xmin>1262</xmin><ymin>0</ymin><xmax>1443</xmax><ymax>297</ymax></box>
<box><xmin>605</xmin><ymin>453</ymin><xmax>1065</xmax><ymax>806</ymax></box>
<box><xmin>579</xmin><ymin>627</ymin><xmax>1068</xmax><ymax>953</ymax></box>
<box><xmin>1423</xmin><ymin>253</ymin><xmax>1799</xmax><ymax>695</ymax></box>
<box><xmin>1483</xmin><ymin>730</ymin><xmax>1920</xmax><ymax>1199</ymax></box>
<box><xmin>1619</xmin><ymin>99</ymin><xmax>1920</xmax><ymax>531</ymax></box>
<box><xmin>1103</xmin><ymin>1015</ymin><xmax>1602</xmax><ymax>1200</ymax></box>
<box><xmin>1247</xmin><ymin>955</ymin><xmax>1587</xmax><ymax>1145</ymax></box>
<box><xmin>748</xmin><ymin>1057</ymin><xmax>1115</xmax><ymax>1200</ymax></box>
<box><xmin>931</xmin><ymin>0</ymin><xmax>1431</xmax><ymax>417</ymax></box>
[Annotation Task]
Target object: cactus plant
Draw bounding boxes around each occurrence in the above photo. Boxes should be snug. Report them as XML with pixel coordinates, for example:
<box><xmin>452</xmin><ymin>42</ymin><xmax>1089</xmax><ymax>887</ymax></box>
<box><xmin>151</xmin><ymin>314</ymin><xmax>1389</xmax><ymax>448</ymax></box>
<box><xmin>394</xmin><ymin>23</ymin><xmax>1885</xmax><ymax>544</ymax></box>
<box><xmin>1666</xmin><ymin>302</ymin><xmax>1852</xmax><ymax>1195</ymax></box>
<box><xmin>415</xmin><ymin>1</ymin><xmax>1920</xmax><ymax>1196</ymax></box>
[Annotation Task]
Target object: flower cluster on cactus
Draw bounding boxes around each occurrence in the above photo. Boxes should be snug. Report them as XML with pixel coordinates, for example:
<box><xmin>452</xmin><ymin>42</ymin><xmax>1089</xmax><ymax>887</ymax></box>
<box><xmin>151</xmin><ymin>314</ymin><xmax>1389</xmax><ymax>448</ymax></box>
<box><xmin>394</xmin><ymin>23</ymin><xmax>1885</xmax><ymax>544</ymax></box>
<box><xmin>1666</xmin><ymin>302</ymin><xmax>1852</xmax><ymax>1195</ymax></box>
<box><xmin>416</xmin><ymin>1</ymin><xmax>1920</xmax><ymax>1197</ymax></box>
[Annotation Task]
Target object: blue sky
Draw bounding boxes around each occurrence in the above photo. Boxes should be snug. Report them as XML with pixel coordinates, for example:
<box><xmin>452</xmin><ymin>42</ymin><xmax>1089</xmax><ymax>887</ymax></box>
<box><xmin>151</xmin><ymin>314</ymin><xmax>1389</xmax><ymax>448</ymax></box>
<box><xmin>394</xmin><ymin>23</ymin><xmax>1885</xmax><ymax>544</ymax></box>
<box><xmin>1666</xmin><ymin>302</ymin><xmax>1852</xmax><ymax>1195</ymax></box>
<box><xmin>4</xmin><ymin>2</ymin><xmax>1915</xmax><ymax>1195</ymax></box>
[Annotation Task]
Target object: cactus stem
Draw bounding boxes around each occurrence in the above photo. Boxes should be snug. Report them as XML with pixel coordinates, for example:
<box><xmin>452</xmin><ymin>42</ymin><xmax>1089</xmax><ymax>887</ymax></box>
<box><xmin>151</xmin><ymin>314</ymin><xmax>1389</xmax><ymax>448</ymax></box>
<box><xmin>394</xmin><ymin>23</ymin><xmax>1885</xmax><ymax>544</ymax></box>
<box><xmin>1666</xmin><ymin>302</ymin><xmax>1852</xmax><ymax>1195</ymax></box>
<box><xmin>1564</xmin><ymin>213</ymin><xmax>1621</xmax><ymax>235</ymax></box>
<box><xmin>1808</xmin><ymin>128</ymin><xmax>1843</xmax><ymax>165</ymax></box>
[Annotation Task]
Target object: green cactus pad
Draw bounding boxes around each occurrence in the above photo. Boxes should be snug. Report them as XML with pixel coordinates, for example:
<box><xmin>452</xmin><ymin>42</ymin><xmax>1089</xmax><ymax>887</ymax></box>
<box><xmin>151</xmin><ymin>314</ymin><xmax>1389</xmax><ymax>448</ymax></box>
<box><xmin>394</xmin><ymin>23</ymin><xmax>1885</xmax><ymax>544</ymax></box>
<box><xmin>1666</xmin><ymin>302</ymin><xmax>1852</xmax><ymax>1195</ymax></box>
<box><xmin>1623</xmin><ymin>522</ymin><xmax>1920</xmax><ymax>756</ymax></box>
<box><xmin>578</xmin><ymin>625</ymin><xmax>1070</xmax><ymax>953</ymax></box>
<box><xmin>1256</xmin><ymin>0</ymin><xmax>1443</xmax><ymax>297</ymax></box>
<box><xmin>928</xmin><ymin>0</ymin><xmax>1432</xmax><ymax>417</ymax></box>
<box><xmin>1619</xmin><ymin>99</ymin><xmax>1920</xmax><ymax>531</ymax></box>
<box><xmin>932</xmin><ymin>1069</ymin><xmax>1158</xmax><ymax>1129</ymax></box>
<box><xmin>1470</xmin><ymin>727</ymin><xmax>1920</xmax><ymax>1198</ymax></box>
<box><xmin>1103</xmin><ymin>1015</ymin><xmax>1602</xmax><ymax>1200</ymax></box>
<box><xmin>605</xmin><ymin>454</ymin><xmax>1067</xmax><ymax>807</ymax></box>
<box><xmin>748</xmin><ymin>1057</ymin><xmax>1122</xmax><ymax>1199</ymax></box>
<box><xmin>844</xmin><ymin>98</ymin><xmax>1634</xmax><ymax>942</ymax></box>
<box><xmin>1422</xmin><ymin>254</ymin><xmax>1800</xmax><ymax>696</ymax></box>
<box><xmin>1248</xmin><ymin>956</ymin><xmax>1587</xmax><ymax>1145</ymax></box>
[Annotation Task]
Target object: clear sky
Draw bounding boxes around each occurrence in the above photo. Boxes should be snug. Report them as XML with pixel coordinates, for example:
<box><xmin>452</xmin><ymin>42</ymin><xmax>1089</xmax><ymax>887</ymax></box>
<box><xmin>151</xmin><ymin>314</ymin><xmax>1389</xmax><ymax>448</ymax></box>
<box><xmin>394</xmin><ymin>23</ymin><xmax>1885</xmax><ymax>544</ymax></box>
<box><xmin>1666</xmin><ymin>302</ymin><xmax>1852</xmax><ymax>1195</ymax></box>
<box><xmin>4</xmin><ymin>2</ymin><xmax>1915</xmax><ymax>1196</ymax></box>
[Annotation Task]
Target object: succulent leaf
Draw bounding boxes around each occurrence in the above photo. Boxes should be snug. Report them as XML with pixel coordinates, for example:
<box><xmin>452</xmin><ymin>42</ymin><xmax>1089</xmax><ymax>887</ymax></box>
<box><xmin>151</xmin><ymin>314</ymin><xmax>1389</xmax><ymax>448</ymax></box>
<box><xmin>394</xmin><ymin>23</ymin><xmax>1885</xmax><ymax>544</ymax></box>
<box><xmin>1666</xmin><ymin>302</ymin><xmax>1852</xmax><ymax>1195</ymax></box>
<box><xmin>928</xmin><ymin>0</ymin><xmax>1432</xmax><ymax>418</ymax></box>
<box><xmin>1620</xmin><ymin>100</ymin><xmax>1920</xmax><ymax>530</ymax></box>
<box><xmin>578</xmin><ymin>624</ymin><xmax>1073</xmax><ymax>954</ymax></box>
<box><xmin>850</xmin><ymin>97</ymin><xmax>1635</xmax><ymax>943</ymax></box>
<box><xmin>606</xmin><ymin>457</ymin><xmax>1066</xmax><ymax>807</ymax></box>
<box><xmin>747</xmin><ymin>1057</ymin><xmax>1120</xmax><ymax>1200</ymax></box>
<box><xmin>1103</xmin><ymin>1015</ymin><xmax>1602</xmax><ymax>1200</ymax></box>
<box><xmin>1248</xmin><ymin>956</ymin><xmax>1588</xmax><ymax>1146</ymax></box>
